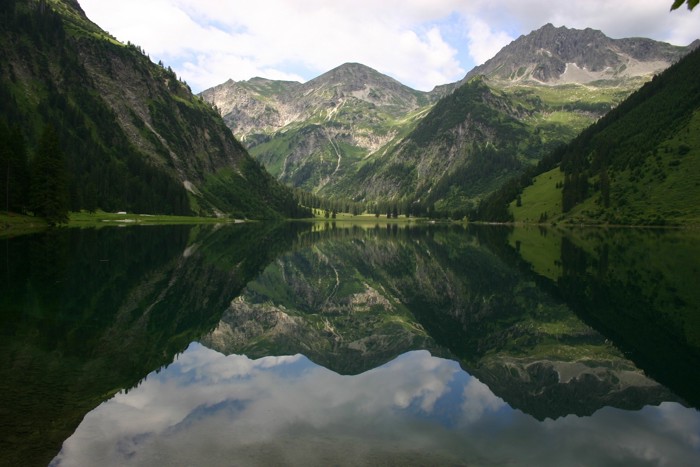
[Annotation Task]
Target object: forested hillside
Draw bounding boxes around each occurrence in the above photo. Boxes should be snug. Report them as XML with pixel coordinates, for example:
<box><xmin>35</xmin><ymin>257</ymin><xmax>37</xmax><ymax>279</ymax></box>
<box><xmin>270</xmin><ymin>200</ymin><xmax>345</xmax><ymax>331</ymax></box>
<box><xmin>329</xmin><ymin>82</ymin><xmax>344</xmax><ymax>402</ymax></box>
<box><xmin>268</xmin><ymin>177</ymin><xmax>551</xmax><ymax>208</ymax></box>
<box><xmin>477</xmin><ymin>46</ymin><xmax>700</xmax><ymax>225</ymax></box>
<box><xmin>0</xmin><ymin>0</ymin><xmax>308</xmax><ymax>222</ymax></box>
<box><xmin>331</xmin><ymin>78</ymin><xmax>537</xmax><ymax>218</ymax></box>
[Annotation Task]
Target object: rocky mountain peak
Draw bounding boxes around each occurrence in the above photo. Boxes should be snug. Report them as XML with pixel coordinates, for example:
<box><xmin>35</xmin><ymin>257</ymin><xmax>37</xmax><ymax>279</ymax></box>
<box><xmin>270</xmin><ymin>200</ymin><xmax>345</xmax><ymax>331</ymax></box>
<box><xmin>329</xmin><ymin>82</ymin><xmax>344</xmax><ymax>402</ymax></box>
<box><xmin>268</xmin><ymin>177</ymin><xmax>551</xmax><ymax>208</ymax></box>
<box><xmin>463</xmin><ymin>23</ymin><xmax>694</xmax><ymax>85</ymax></box>
<box><xmin>306</xmin><ymin>62</ymin><xmax>397</xmax><ymax>89</ymax></box>
<box><xmin>298</xmin><ymin>62</ymin><xmax>427</xmax><ymax>111</ymax></box>
<box><xmin>200</xmin><ymin>61</ymin><xmax>430</xmax><ymax>143</ymax></box>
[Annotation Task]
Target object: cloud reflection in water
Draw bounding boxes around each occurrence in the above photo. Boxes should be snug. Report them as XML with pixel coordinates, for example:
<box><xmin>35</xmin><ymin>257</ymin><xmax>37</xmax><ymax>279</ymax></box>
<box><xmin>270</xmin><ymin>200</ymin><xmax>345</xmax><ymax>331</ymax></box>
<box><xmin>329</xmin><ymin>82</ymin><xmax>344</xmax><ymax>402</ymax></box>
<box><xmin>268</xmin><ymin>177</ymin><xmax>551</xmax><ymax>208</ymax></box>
<box><xmin>52</xmin><ymin>343</ymin><xmax>700</xmax><ymax>466</ymax></box>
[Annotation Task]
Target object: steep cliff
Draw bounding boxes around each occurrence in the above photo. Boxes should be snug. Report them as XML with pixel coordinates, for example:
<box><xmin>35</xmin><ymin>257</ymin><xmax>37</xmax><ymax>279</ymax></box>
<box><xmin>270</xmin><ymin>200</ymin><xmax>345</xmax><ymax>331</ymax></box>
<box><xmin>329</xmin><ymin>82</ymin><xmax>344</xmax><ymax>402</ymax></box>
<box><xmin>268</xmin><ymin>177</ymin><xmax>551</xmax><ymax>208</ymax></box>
<box><xmin>0</xmin><ymin>0</ymin><xmax>307</xmax><ymax>219</ymax></box>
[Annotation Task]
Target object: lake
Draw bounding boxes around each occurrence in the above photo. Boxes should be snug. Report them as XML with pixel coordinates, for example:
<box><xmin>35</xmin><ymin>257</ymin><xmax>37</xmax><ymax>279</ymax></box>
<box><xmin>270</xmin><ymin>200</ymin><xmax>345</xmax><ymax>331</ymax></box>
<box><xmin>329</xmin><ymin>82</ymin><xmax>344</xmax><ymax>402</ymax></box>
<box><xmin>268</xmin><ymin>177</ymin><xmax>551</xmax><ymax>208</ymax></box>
<box><xmin>1</xmin><ymin>222</ymin><xmax>699</xmax><ymax>466</ymax></box>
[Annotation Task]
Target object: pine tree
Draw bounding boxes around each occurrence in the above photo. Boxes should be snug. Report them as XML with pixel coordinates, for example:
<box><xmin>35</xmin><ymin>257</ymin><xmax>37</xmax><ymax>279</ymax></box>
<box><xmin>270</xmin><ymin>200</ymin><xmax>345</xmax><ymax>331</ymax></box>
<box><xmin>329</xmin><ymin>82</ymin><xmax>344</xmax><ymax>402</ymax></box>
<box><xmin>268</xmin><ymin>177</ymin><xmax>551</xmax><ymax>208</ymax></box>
<box><xmin>30</xmin><ymin>125</ymin><xmax>69</xmax><ymax>225</ymax></box>
<box><xmin>0</xmin><ymin>121</ymin><xmax>29</xmax><ymax>213</ymax></box>
<box><xmin>599</xmin><ymin>166</ymin><xmax>611</xmax><ymax>208</ymax></box>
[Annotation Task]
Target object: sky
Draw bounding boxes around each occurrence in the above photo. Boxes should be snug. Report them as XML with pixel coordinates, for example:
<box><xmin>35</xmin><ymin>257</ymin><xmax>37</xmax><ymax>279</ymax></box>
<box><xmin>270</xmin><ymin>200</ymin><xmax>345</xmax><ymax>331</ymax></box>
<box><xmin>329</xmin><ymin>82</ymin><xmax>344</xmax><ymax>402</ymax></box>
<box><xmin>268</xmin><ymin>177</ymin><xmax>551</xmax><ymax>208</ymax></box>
<box><xmin>78</xmin><ymin>0</ymin><xmax>699</xmax><ymax>93</ymax></box>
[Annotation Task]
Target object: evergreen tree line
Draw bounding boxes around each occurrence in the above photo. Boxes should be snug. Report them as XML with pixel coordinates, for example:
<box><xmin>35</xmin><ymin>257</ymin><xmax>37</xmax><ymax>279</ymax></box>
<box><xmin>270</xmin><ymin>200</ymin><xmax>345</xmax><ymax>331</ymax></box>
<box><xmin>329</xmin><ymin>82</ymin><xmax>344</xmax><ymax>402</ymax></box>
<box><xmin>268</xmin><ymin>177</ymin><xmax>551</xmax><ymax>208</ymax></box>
<box><xmin>0</xmin><ymin>88</ymin><xmax>192</xmax><ymax>220</ymax></box>
<box><xmin>1</xmin><ymin>121</ymin><xmax>65</xmax><ymax>224</ymax></box>
<box><xmin>0</xmin><ymin>118</ymin><xmax>194</xmax><ymax>224</ymax></box>
<box><xmin>292</xmin><ymin>186</ymin><xmax>445</xmax><ymax>219</ymax></box>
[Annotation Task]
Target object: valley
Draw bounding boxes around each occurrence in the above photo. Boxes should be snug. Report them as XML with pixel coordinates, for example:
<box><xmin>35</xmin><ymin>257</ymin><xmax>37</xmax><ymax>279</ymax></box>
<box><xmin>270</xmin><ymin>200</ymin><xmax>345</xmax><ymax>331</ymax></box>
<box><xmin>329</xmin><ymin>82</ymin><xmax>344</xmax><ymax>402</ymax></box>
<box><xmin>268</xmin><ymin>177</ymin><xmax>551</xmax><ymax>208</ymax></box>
<box><xmin>201</xmin><ymin>24</ymin><xmax>697</xmax><ymax>220</ymax></box>
<box><xmin>2</xmin><ymin>2</ymin><xmax>700</xmax><ymax>464</ymax></box>
<box><xmin>1</xmin><ymin>1</ymin><xmax>697</xmax><ymax>227</ymax></box>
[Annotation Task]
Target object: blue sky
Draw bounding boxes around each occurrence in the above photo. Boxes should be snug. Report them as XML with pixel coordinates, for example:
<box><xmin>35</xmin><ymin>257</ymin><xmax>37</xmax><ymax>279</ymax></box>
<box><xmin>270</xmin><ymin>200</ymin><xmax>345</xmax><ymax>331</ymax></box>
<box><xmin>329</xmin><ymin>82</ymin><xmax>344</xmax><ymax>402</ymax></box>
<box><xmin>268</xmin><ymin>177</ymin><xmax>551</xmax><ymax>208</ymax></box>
<box><xmin>79</xmin><ymin>0</ymin><xmax>698</xmax><ymax>93</ymax></box>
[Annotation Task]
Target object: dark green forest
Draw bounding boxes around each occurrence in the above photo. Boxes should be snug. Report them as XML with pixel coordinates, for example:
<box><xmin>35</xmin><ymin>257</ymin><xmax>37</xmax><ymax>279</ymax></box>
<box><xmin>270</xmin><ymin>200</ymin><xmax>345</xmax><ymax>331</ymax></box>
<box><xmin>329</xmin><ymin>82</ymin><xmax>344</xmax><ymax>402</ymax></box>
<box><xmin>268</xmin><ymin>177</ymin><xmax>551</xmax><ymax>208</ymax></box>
<box><xmin>0</xmin><ymin>0</ymin><xmax>310</xmax><ymax>222</ymax></box>
<box><xmin>0</xmin><ymin>1</ymin><xmax>191</xmax><ymax>219</ymax></box>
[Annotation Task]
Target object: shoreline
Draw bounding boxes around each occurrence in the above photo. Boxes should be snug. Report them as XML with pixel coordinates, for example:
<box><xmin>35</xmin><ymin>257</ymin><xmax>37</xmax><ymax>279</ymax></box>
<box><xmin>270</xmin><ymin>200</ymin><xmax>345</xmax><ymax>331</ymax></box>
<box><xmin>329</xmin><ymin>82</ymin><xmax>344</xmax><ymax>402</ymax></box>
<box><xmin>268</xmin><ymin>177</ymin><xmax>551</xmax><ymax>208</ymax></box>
<box><xmin>3</xmin><ymin>210</ymin><xmax>700</xmax><ymax>239</ymax></box>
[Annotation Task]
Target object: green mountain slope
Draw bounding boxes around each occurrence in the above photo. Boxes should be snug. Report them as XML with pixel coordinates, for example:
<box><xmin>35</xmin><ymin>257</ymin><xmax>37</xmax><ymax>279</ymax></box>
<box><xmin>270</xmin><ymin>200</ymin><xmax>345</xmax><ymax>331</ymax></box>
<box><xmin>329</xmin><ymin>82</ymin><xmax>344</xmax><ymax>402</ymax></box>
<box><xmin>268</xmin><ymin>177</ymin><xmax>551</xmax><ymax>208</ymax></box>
<box><xmin>202</xmin><ymin>25</ymin><xmax>694</xmax><ymax>217</ymax></box>
<box><xmin>500</xmin><ymin>46</ymin><xmax>700</xmax><ymax>225</ymax></box>
<box><xmin>354</xmin><ymin>25</ymin><xmax>696</xmax><ymax>217</ymax></box>
<box><xmin>333</xmin><ymin>78</ymin><xmax>536</xmax><ymax>217</ymax></box>
<box><xmin>0</xmin><ymin>0</ymin><xmax>307</xmax><ymax>219</ymax></box>
<box><xmin>335</xmin><ymin>78</ymin><xmax>654</xmax><ymax>218</ymax></box>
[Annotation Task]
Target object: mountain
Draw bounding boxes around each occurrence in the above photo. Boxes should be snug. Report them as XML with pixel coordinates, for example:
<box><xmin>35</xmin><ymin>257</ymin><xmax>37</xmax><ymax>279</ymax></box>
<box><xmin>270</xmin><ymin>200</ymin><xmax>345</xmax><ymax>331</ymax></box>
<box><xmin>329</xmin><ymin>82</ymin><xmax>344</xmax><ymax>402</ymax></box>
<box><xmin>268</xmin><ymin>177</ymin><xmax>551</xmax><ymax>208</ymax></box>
<box><xmin>0</xmin><ymin>0</ymin><xmax>307</xmax><ymax>219</ymax></box>
<box><xmin>203</xmin><ymin>63</ymin><xmax>430</xmax><ymax>138</ymax></box>
<box><xmin>461</xmin><ymin>23</ymin><xmax>692</xmax><ymax>86</ymax></box>
<box><xmin>345</xmin><ymin>25</ymin><xmax>697</xmax><ymax>216</ymax></box>
<box><xmin>202</xmin><ymin>25</ymin><xmax>696</xmax><ymax>216</ymax></box>
<box><xmin>486</xmin><ymin>45</ymin><xmax>700</xmax><ymax>225</ymax></box>
<box><xmin>331</xmin><ymin>78</ymin><xmax>535</xmax><ymax>217</ymax></box>
<box><xmin>201</xmin><ymin>63</ymin><xmax>433</xmax><ymax>194</ymax></box>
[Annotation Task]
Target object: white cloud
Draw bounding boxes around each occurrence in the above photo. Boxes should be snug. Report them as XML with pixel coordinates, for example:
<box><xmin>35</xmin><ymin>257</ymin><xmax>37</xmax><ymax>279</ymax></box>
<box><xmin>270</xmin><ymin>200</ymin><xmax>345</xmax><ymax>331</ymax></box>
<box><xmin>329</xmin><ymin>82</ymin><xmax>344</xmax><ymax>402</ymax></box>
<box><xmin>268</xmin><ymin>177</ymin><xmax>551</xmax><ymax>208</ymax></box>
<box><xmin>51</xmin><ymin>345</ymin><xmax>700</xmax><ymax>467</ymax></box>
<box><xmin>51</xmin><ymin>348</ymin><xmax>465</xmax><ymax>466</ymax></box>
<box><xmin>456</xmin><ymin>0</ymin><xmax>699</xmax><ymax>45</ymax></box>
<box><xmin>79</xmin><ymin>0</ymin><xmax>699</xmax><ymax>93</ymax></box>
<box><xmin>80</xmin><ymin>0</ymin><xmax>467</xmax><ymax>92</ymax></box>
<box><xmin>465</xmin><ymin>19</ymin><xmax>514</xmax><ymax>65</ymax></box>
<box><xmin>460</xmin><ymin>376</ymin><xmax>507</xmax><ymax>422</ymax></box>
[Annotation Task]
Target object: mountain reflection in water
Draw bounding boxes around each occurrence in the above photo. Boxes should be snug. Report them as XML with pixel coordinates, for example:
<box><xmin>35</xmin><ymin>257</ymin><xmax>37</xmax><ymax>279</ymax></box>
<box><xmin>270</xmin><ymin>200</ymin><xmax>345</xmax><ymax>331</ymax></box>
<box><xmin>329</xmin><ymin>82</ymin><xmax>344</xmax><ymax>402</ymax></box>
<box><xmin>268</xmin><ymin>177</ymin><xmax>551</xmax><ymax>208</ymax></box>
<box><xmin>2</xmin><ymin>222</ymin><xmax>699</xmax><ymax>466</ymax></box>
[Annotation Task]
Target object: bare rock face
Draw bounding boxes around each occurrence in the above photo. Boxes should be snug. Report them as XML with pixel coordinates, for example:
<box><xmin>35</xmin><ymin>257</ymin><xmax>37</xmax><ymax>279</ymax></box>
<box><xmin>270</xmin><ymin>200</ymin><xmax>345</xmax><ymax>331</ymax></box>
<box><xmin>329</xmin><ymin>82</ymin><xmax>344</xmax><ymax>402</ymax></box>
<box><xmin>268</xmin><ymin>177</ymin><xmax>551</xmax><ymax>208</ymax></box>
<box><xmin>463</xmin><ymin>23</ymin><xmax>695</xmax><ymax>85</ymax></box>
<box><xmin>201</xmin><ymin>78</ymin><xmax>301</xmax><ymax>137</ymax></box>
<box><xmin>201</xmin><ymin>63</ymin><xmax>429</xmax><ymax>140</ymax></box>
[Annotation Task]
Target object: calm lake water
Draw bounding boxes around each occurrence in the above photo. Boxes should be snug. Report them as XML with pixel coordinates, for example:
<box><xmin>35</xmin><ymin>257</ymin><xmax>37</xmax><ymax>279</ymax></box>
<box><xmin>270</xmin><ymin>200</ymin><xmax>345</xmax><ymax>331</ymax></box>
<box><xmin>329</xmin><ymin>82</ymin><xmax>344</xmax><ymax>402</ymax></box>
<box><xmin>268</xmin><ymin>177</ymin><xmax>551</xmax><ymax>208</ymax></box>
<box><xmin>1</xmin><ymin>222</ymin><xmax>699</xmax><ymax>466</ymax></box>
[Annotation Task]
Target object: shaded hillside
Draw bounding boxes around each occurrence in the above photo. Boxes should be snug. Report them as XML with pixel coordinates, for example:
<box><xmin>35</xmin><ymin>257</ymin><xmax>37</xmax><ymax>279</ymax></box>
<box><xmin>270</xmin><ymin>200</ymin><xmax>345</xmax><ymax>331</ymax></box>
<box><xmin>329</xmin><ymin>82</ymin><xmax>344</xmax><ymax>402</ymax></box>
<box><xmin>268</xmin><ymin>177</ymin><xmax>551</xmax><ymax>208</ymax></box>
<box><xmin>0</xmin><ymin>0</ymin><xmax>307</xmax><ymax>219</ymax></box>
